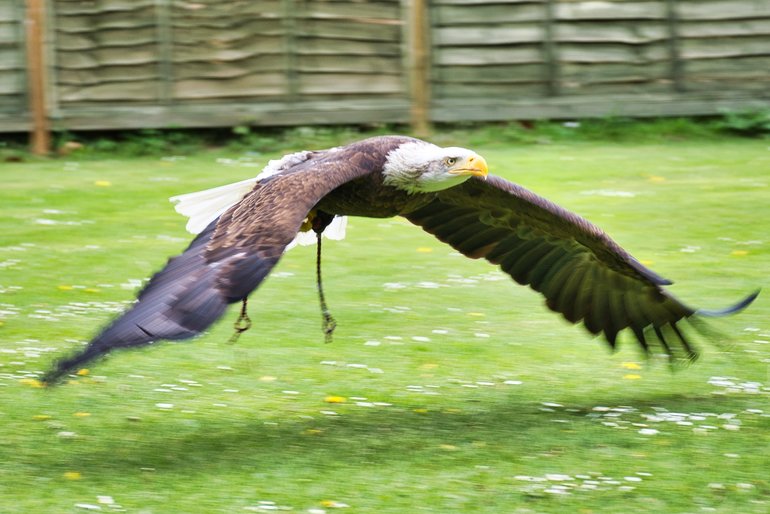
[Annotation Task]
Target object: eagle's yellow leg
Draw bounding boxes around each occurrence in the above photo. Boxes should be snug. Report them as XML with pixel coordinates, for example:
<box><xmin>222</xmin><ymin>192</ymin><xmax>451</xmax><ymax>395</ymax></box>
<box><xmin>300</xmin><ymin>210</ymin><xmax>317</xmax><ymax>232</ymax></box>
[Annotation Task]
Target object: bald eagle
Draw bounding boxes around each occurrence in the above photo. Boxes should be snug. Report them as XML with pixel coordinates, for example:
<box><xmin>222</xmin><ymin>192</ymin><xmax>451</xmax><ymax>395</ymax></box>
<box><xmin>43</xmin><ymin>135</ymin><xmax>757</xmax><ymax>383</ymax></box>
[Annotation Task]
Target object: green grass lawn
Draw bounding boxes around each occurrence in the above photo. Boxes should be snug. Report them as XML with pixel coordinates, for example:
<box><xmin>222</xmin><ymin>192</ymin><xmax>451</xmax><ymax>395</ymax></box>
<box><xmin>1</xmin><ymin>133</ymin><xmax>768</xmax><ymax>513</ymax></box>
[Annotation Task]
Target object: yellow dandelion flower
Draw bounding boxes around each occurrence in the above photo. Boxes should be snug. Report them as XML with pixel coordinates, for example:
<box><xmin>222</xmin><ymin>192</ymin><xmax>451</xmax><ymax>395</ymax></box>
<box><xmin>74</xmin><ymin>412</ymin><xmax>91</xmax><ymax>418</ymax></box>
<box><xmin>84</xmin><ymin>288</ymin><xmax>101</xmax><ymax>293</ymax></box>
<box><xmin>321</xmin><ymin>500</ymin><xmax>350</xmax><ymax>509</ymax></box>
<box><xmin>76</xmin><ymin>368</ymin><xmax>90</xmax><ymax>376</ymax></box>
<box><xmin>731</xmin><ymin>250</ymin><xmax>749</xmax><ymax>257</ymax></box>
<box><xmin>621</xmin><ymin>362</ymin><xmax>642</xmax><ymax>370</ymax></box>
<box><xmin>623</xmin><ymin>374</ymin><xmax>642</xmax><ymax>380</ymax></box>
<box><xmin>467</xmin><ymin>312</ymin><xmax>485</xmax><ymax>317</ymax></box>
<box><xmin>63</xmin><ymin>471</ymin><xmax>82</xmax><ymax>480</ymax></box>
<box><xmin>33</xmin><ymin>415</ymin><xmax>52</xmax><ymax>421</ymax></box>
<box><xmin>648</xmin><ymin>175</ymin><xmax>666</xmax><ymax>183</ymax></box>
<box><xmin>416</xmin><ymin>247</ymin><xmax>433</xmax><ymax>253</ymax></box>
<box><xmin>419</xmin><ymin>363</ymin><xmax>438</xmax><ymax>370</ymax></box>
<box><xmin>639</xmin><ymin>259</ymin><xmax>654</xmax><ymax>266</ymax></box>
<box><xmin>94</xmin><ymin>180</ymin><xmax>111</xmax><ymax>187</ymax></box>
<box><xmin>413</xmin><ymin>408</ymin><xmax>428</xmax><ymax>414</ymax></box>
<box><xmin>304</xmin><ymin>428</ymin><xmax>323</xmax><ymax>436</ymax></box>
<box><xmin>324</xmin><ymin>395</ymin><xmax>347</xmax><ymax>404</ymax></box>
<box><xmin>20</xmin><ymin>378</ymin><xmax>44</xmax><ymax>388</ymax></box>
<box><xmin>57</xmin><ymin>285</ymin><xmax>73</xmax><ymax>291</ymax></box>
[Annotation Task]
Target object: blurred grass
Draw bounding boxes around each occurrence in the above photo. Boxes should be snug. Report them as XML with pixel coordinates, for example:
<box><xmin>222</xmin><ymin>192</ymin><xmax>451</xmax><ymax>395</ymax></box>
<box><xmin>0</xmin><ymin>131</ymin><xmax>768</xmax><ymax>513</ymax></box>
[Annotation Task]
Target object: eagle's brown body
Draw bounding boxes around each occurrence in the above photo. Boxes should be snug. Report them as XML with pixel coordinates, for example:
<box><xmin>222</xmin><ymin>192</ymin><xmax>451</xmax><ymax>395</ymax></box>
<box><xmin>44</xmin><ymin>135</ymin><xmax>757</xmax><ymax>383</ymax></box>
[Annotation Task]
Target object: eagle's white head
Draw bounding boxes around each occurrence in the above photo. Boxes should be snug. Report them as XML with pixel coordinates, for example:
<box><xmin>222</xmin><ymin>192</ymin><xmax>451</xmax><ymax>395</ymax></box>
<box><xmin>382</xmin><ymin>141</ymin><xmax>489</xmax><ymax>194</ymax></box>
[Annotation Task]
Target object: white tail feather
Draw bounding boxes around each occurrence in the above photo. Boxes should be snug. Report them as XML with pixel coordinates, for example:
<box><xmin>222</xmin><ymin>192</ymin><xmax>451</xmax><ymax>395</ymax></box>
<box><xmin>170</xmin><ymin>177</ymin><xmax>348</xmax><ymax>249</ymax></box>
<box><xmin>170</xmin><ymin>177</ymin><xmax>258</xmax><ymax>234</ymax></box>
<box><xmin>285</xmin><ymin>216</ymin><xmax>348</xmax><ymax>251</ymax></box>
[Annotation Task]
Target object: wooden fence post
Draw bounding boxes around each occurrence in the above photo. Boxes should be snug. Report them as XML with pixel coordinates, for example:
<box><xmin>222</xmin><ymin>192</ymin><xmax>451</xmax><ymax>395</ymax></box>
<box><xmin>25</xmin><ymin>0</ymin><xmax>50</xmax><ymax>155</ymax></box>
<box><xmin>408</xmin><ymin>0</ymin><xmax>431</xmax><ymax>136</ymax></box>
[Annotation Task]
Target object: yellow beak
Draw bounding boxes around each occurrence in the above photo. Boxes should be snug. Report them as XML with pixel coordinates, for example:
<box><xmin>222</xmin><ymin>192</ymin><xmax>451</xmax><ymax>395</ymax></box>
<box><xmin>448</xmin><ymin>154</ymin><xmax>489</xmax><ymax>179</ymax></box>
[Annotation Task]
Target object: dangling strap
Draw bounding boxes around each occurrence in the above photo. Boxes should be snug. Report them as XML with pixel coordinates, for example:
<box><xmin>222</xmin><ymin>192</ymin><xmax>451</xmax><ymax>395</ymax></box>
<box><xmin>228</xmin><ymin>297</ymin><xmax>252</xmax><ymax>344</ymax></box>
<box><xmin>316</xmin><ymin>232</ymin><xmax>337</xmax><ymax>343</ymax></box>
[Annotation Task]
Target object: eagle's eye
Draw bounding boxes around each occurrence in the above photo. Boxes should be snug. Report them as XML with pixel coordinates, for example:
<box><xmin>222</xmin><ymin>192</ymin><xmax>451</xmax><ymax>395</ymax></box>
<box><xmin>445</xmin><ymin>157</ymin><xmax>457</xmax><ymax>166</ymax></box>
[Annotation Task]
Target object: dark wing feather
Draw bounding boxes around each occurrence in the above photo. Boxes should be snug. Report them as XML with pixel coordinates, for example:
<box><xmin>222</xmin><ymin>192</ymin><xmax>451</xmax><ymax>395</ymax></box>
<box><xmin>43</xmin><ymin>147</ymin><xmax>380</xmax><ymax>383</ymax></box>
<box><xmin>405</xmin><ymin>175</ymin><xmax>757</xmax><ymax>361</ymax></box>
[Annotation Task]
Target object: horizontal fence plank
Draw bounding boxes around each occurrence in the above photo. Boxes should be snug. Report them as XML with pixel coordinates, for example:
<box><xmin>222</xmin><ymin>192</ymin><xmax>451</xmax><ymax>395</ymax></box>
<box><xmin>687</xmin><ymin>56</ymin><xmax>770</xmax><ymax>76</ymax></box>
<box><xmin>296</xmin><ymin>39</ymin><xmax>402</xmax><ymax>56</ymax></box>
<box><xmin>298</xmin><ymin>19</ymin><xmax>402</xmax><ymax>42</ymax></box>
<box><xmin>679</xmin><ymin>19</ymin><xmax>770</xmax><ymax>38</ymax></box>
<box><xmin>0</xmin><ymin>3</ymin><xmax>18</xmax><ymax>20</ymax></box>
<box><xmin>560</xmin><ymin>81</ymin><xmax>674</xmax><ymax>95</ymax></box>
<box><xmin>434</xmin><ymin>4</ymin><xmax>544</xmax><ymax>25</ymax></box>
<box><xmin>174</xmin><ymin>74</ymin><xmax>288</xmax><ymax>100</ymax></box>
<box><xmin>436</xmin><ymin>46</ymin><xmax>543</xmax><ymax>65</ymax></box>
<box><xmin>57</xmin><ymin>65</ymin><xmax>157</xmax><ymax>85</ymax></box>
<box><xmin>54</xmin><ymin>0</ymin><xmax>156</xmax><ymax>15</ymax></box>
<box><xmin>46</xmin><ymin>99</ymin><xmax>412</xmax><ymax>130</ymax></box>
<box><xmin>174</xmin><ymin>56</ymin><xmax>287</xmax><ymax>79</ymax></box>
<box><xmin>555</xmin><ymin>22</ymin><xmax>668</xmax><ymax>44</ymax></box>
<box><xmin>676</xmin><ymin>0</ymin><xmax>770</xmax><ymax>20</ymax></box>
<box><xmin>297</xmin><ymin>73</ymin><xmax>404</xmax><ymax>95</ymax></box>
<box><xmin>55</xmin><ymin>27</ymin><xmax>157</xmax><ymax>50</ymax></box>
<box><xmin>561</xmin><ymin>62</ymin><xmax>670</xmax><ymax>84</ymax></box>
<box><xmin>434</xmin><ymin>0</ymin><xmax>545</xmax><ymax>5</ymax></box>
<box><xmin>680</xmin><ymin>37</ymin><xmax>770</xmax><ymax>59</ymax></box>
<box><xmin>435</xmin><ymin>82</ymin><xmax>549</xmax><ymax>99</ymax></box>
<box><xmin>58</xmin><ymin>81</ymin><xmax>160</xmax><ymax>103</ymax></box>
<box><xmin>169</xmin><ymin>0</ymin><xmax>283</xmax><ymax>19</ymax></box>
<box><xmin>170</xmin><ymin>21</ymin><xmax>285</xmax><ymax>42</ymax></box>
<box><xmin>0</xmin><ymin>100</ymin><xmax>25</xmax><ymax>114</ymax></box>
<box><xmin>435</xmin><ymin>25</ymin><xmax>544</xmax><ymax>46</ymax></box>
<box><xmin>55</xmin><ymin>6</ymin><xmax>157</xmax><ymax>32</ymax></box>
<box><xmin>57</xmin><ymin>45</ymin><xmax>160</xmax><ymax>68</ymax></box>
<box><xmin>0</xmin><ymin>71</ymin><xmax>23</xmax><ymax>94</ymax></box>
<box><xmin>432</xmin><ymin>91</ymin><xmax>770</xmax><ymax>121</ymax></box>
<box><xmin>298</xmin><ymin>54</ymin><xmax>402</xmax><ymax>74</ymax></box>
<box><xmin>436</xmin><ymin>64</ymin><xmax>546</xmax><ymax>83</ymax></box>
<box><xmin>559</xmin><ymin>43</ymin><xmax>669</xmax><ymax>64</ymax></box>
<box><xmin>0</xmin><ymin>46</ymin><xmax>23</xmax><ymax>69</ymax></box>
<box><xmin>0</xmin><ymin>22</ymin><xmax>19</xmax><ymax>43</ymax></box>
<box><xmin>303</xmin><ymin>1</ymin><xmax>401</xmax><ymax>20</ymax></box>
<box><xmin>555</xmin><ymin>1</ymin><xmax>666</xmax><ymax>20</ymax></box>
<box><xmin>172</xmin><ymin>37</ymin><xmax>285</xmax><ymax>62</ymax></box>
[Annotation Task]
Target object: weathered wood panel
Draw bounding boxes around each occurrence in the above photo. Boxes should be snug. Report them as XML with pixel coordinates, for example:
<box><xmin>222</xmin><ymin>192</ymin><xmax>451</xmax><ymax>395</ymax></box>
<box><xmin>169</xmin><ymin>0</ymin><xmax>285</xmax><ymax>102</ymax></box>
<box><xmin>165</xmin><ymin>0</ymin><xmax>406</xmax><ymax>103</ymax></box>
<box><xmin>298</xmin><ymin>54</ymin><xmax>402</xmax><ymax>74</ymax></box>
<box><xmin>676</xmin><ymin>0</ymin><xmax>770</xmax><ymax>93</ymax></box>
<box><xmin>297</xmin><ymin>39</ymin><xmax>402</xmax><ymax>56</ymax></box>
<box><xmin>292</xmin><ymin>1</ymin><xmax>406</xmax><ymax>101</ymax></box>
<box><xmin>432</xmin><ymin>0</ymin><xmax>549</xmax><ymax>101</ymax></box>
<box><xmin>0</xmin><ymin>2</ymin><xmax>24</xmax><ymax>113</ymax></box>
<box><xmin>53</xmin><ymin>0</ymin><xmax>161</xmax><ymax>106</ymax></box>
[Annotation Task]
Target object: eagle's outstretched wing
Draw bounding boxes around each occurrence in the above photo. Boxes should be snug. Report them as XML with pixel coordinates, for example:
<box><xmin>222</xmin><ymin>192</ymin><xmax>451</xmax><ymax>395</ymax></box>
<box><xmin>406</xmin><ymin>175</ymin><xmax>758</xmax><ymax>361</ymax></box>
<box><xmin>43</xmin><ymin>152</ymin><xmax>375</xmax><ymax>384</ymax></box>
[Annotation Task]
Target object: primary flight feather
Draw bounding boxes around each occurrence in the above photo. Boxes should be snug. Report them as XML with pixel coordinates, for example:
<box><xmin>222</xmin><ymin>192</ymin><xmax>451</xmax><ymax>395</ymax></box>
<box><xmin>43</xmin><ymin>135</ymin><xmax>757</xmax><ymax>383</ymax></box>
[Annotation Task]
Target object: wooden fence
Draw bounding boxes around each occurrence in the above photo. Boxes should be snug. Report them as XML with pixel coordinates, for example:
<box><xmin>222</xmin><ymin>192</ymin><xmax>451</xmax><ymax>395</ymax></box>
<box><xmin>2</xmin><ymin>0</ymin><xmax>770</xmax><ymax>152</ymax></box>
